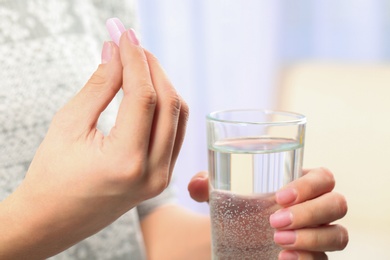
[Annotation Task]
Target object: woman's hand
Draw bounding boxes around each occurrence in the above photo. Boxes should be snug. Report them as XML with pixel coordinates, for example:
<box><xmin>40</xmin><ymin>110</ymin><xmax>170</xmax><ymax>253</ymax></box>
<box><xmin>269</xmin><ymin>168</ymin><xmax>348</xmax><ymax>259</ymax></box>
<box><xmin>188</xmin><ymin>168</ymin><xmax>348</xmax><ymax>259</ymax></box>
<box><xmin>1</xmin><ymin>29</ymin><xmax>188</xmax><ymax>259</ymax></box>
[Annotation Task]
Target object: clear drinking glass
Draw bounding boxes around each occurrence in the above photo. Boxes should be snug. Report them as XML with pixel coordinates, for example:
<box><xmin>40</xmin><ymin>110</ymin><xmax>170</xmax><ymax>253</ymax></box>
<box><xmin>207</xmin><ymin>109</ymin><xmax>306</xmax><ymax>259</ymax></box>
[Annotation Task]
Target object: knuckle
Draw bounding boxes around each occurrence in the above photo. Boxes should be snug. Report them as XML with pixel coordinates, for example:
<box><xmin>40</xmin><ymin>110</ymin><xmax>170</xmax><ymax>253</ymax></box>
<box><xmin>165</xmin><ymin>91</ymin><xmax>181</xmax><ymax>116</ymax></box>
<box><xmin>180</xmin><ymin>98</ymin><xmax>190</xmax><ymax>120</ymax></box>
<box><xmin>307</xmin><ymin>203</ymin><xmax>318</xmax><ymax>224</ymax></box>
<box><xmin>85</xmin><ymin>67</ymin><xmax>120</xmax><ymax>98</ymax></box>
<box><xmin>336</xmin><ymin>225</ymin><xmax>349</xmax><ymax>250</ymax></box>
<box><xmin>335</xmin><ymin>193</ymin><xmax>348</xmax><ymax>217</ymax></box>
<box><xmin>135</xmin><ymin>83</ymin><xmax>157</xmax><ymax>108</ymax></box>
<box><xmin>299</xmin><ymin>228</ymin><xmax>322</xmax><ymax>250</ymax></box>
<box><xmin>87</xmin><ymin>66</ymin><xmax>108</xmax><ymax>87</ymax></box>
<box><xmin>153</xmin><ymin>176</ymin><xmax>169</xmax><ymax>195</ymax></box>
<box><xmin>147</xmin><ymin>161</ymin><xmax>170</xmax><ymax>197</ymax></box>
<box><xmin>310</xmin><ymin>231</ymin><xmax>322</xmax><ymax>249</ymax></box>
<box><xmin>319</xmin><ymin>167</ymin><xmax>335</xmax><ymax>187</ymax></box>
<box><xmin>144</xmin><ymin>167</ymin><xmax>170</xmax><ymax>199</ymax></box>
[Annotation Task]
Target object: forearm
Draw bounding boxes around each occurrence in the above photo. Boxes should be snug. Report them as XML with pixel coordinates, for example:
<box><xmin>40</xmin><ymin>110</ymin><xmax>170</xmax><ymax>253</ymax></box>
<box><xmin>141</xmin><ymin>204</ymin><xmax>211</xmax><ymax>260</ymax></box>
<box><xmin>0</xmin><ymin>186</ymin><xmax>55</xmax><ymax>259</ymax></box>
<box><xmin>0</xmin><ymin>185</ymin><xmax>64</xmax><ymax>259</ymax></box>
<box><xmin>0</xmin><ymin>183</ymin><xmax>94</xmax><ymax>259</ymax></box>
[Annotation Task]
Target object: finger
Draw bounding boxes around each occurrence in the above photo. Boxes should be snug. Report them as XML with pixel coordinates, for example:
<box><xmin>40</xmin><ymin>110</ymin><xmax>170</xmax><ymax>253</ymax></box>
<box><xmin>188</xmin><ymin>171</ymin><xmax>209</xmax><ymax>202</ymax></box>
<box><xmin>279</xmin><ymin>250</ymin><xmax>328</xmax><ymax>260</ymax></box>
<box><xmin>143</xmin><ymin>50</ymin><xmax>183</xmax><ymax>180</ymax></box>
<box><xmin>168</xmin><ymin>94</ymin><xmax>189</xmax><ymax>174</ymax></box>
<box><xmin>57</xmin><ymin>41</ymin><xmax>122</xmax><ymax>134</ymax></box>
<box><xmin>275</xmin><ymin>167</ymin><xmax>335</xmax><ymax>206</ymax></box>
<box><xmin>271</xmin><ymin>192</ymin><xmax>348</xmax><ymax>230</ymax></box>
<box><xmin>274</xmin><ymin>224</ymin><xmax>349</xmax><ymax>252</ymax></box>
<box><xmin>110</xmin><ymin>29</ymin><xmax>157</xmax><ymax>154</ymax></box>
<box><xmin>143</xmin><ymin>50</ymin><xmax>190</xmax><ymax>175</ymax></box>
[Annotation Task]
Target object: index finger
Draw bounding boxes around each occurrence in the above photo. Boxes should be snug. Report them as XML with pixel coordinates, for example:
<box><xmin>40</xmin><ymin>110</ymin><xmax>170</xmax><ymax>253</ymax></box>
<box><xmin>110</xmin><ymin>29</ymin><xmax>157</xmax><ymax>154</ymax></box>
<box><xmin>275</xmin><ymin>167</ymin><xmax>336</xmax><ymax>206</ymax></box>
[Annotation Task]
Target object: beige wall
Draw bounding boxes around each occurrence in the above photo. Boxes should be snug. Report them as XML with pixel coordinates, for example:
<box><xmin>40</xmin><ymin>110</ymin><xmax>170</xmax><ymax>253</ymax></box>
<box><xmin>278</xmin><ymin>63</ymin><xmax>390</xmax><ymax>259</ymax></box>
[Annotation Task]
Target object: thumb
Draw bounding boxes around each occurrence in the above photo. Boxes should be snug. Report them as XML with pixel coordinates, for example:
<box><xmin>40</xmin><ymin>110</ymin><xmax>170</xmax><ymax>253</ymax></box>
<box><xmin>188</xmin><ymin>171</ymin><xmax>209</xmax><ymax>203</ymax></box>
<box><xmin>57</xmin><ymin>41</ymin><xmax>122</xmax><ymax>133</ymax></box>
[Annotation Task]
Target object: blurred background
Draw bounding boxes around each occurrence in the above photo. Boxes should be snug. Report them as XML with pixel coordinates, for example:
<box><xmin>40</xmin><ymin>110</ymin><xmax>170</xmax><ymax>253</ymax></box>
<box><xmin>136</xmin><ymin>0</ymin><xmax>390</xmax><ymax>259</ymax></box>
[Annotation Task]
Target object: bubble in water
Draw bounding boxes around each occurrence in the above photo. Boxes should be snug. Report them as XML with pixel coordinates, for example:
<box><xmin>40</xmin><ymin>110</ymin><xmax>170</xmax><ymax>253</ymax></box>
<box><xmin>210</xmin><ymin>190</ymin><xmax>281</xmax><ymax>260</ymax></box>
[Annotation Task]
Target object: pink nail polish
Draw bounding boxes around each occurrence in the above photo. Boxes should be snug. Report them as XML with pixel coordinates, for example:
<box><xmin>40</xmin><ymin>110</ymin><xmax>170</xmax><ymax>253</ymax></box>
<box><xmin>106</xmin><ymin>17</ymin><xmax>126</xmax><ymax>46</ymax></box>
<box><xmin>101</xmin><ymin>41</ymin><xmax>113</xmax><ymax>64</ymax></box>
<box><xmin>274</xmin><ymin>230</ymin><xmax>296</xmax><ymax>245</ymax></box>
<box><xmin>279</xmin><ymin>250</ymin><xmax>299</xmax><ymax>260</ymax></box>
<box><xmin>270</xmin><ymin>209</ymin><xmax>293</xmax><ymax>228</ymax></box>
<box><xmin>127</xmin><ymin>28</ymin><xmax>140</xmax><ymax>46</ymax></box>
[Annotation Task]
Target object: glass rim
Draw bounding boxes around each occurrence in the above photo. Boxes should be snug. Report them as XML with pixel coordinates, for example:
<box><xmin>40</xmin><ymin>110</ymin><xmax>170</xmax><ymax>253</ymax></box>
<box><xmin>206</xmin><ymin>109</ymin><xmax>306</xmax><ymax>126</ymax></box>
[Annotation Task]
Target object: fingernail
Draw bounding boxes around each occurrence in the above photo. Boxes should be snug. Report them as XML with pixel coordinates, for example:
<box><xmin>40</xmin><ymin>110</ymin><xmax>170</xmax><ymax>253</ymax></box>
<box><xmin>276</xmin><ymin>188</ymin><xmax>297</xmax><ymax>205</ymax></box>
<box><xmin>101</xmin><ymin>41</ymin><xmax>113</xmax><ymax>64</ymax></box>
<box><xmin>126</xmin><ymin>28</ymin><xmax>140</xmax><ymax>46</ymax></box>
<box><xmin>274</xmin><ymin>230</ymin><xmax>296</xmax><ymax>245</ymax></box>
<box><xmin>106</xmin><ymin>17</ymin><xmax>126</xmax><ymax>46</ymax></box>
<box><xmin>279</xmin><ymin>250</ymin><xmax>299</xmax><ymax>260</ymax></box>
<box><xmin>270</xmin><ymin>208</ymin><xmax>293</xmax><ymax>228</ymax></box>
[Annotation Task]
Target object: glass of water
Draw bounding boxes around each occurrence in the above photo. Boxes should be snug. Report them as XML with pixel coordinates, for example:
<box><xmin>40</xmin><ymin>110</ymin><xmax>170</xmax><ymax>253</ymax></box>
<box><xmin>207</xmin><ymin>109</ymin><xmax>306</xmax><ymax>259</ymax></box>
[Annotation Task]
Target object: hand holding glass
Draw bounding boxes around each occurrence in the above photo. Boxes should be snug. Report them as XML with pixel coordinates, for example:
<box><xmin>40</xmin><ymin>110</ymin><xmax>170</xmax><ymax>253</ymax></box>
<box><xmin>207</xmin><ymin>109</ymin><xmax>306</xmax><ymax>259</ymax></box>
